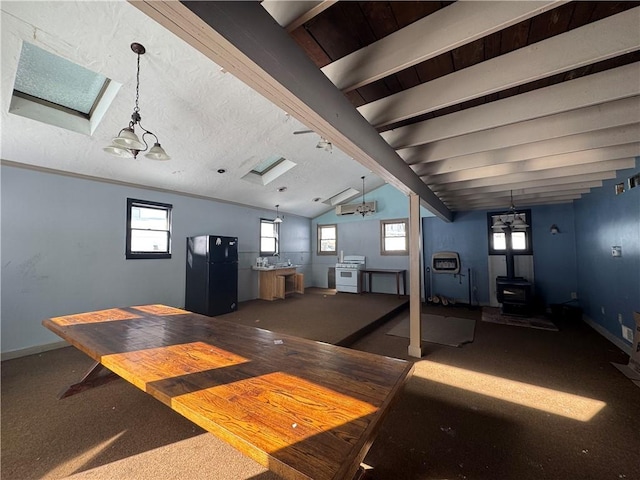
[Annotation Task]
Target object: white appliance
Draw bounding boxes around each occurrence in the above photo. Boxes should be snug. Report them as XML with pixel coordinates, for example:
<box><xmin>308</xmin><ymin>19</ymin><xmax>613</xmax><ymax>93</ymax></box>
<box><xmin>335</xmin><ymin>255</ymin><xmax>366</xmax><ymax>293</ymax></box>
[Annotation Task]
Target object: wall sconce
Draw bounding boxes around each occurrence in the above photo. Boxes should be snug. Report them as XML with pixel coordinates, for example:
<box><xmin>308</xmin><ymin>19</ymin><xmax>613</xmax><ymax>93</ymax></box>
<box><xmin>550</xmin><ymin>224</ymin><xmax>560</xmax><ymax>235</ymax></box>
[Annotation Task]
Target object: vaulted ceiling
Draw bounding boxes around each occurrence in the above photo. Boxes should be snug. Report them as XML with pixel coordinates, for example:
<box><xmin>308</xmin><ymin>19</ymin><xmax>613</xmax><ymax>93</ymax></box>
<box><xmin>274</xmin><ymin>0</ymin><xmax>640</xmax><ymax>214</ymax></box>
<box><xmin>2</xmin><ymin>2</ymin><xmax>639</xmax><ymax>221</ymax></box>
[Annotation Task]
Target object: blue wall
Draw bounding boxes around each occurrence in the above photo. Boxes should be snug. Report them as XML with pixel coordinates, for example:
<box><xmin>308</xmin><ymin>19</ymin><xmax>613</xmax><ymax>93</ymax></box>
<box><xmin>574</xmin><ymin>159</ymin><xmax>640</xmax><ymax>343</ymax></box>
<box><xmin>423</xmin><ymin>210</ymin><xmax>490</xmax><ymax>305</ymax></box>
<box><xmin>423</xmin><ymin>202</ymin><xmax>579</xmax><ymax>308</ymax></box>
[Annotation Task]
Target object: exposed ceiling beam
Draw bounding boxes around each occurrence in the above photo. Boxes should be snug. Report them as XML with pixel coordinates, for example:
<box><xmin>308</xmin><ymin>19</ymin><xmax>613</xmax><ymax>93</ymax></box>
<box><xmin>447</xmin><ymin>191</ymin><xmax>587</xmax><ymax>208</ymax></box>
<box><xmin>261</xmin><ymin>1</ymin><xmax>336</xmax><ymax>32</ymax></box>
<box><xmin>400</xmin><ymin>97</ymin><xmax>640</xmax><ymax>165</ymax></box>
<box><xmin>413</xmin><ymin>127</ymin><xmax>640</xmax><ymax>177</ymax></box>
<box><xmin>322</xmin><ymin>0</ymin><xmax>565</xmax><ymax>92</ymax></box>
<box><xmin>360</xmin><ymin>8</ymin><xmax>640</xmax><ymax>127</ymax></box>
<box><xmin>428</xmin><ymin>158</ymin><xmax>637</xmax><ymax>190</ymax></box>
<box><xmin>422</xmin><ymin>143</ymin><xmax>640</xmax><ymax>183</ymax></box>
<box><xmin>438</xmin><ymin>182</ymin><xmax>603</xmax><ymax>201</ymax></box>
<box><xmin>382</xmin><ymin>63</ymin><xmax>640</xmax><ymax>149</ymax></box>
<box><xmin>434</xmin><ymin>174</ymin><xmax>612</xmax><ymax>195</ymax></box>
<box><xmin>131</xmin><ymin>0</ymin><xmax>453</xmax><ymax>221</ymax></box>
<box><xmin>432</xmin><ymin>173</ymin><xmax>617</xmax><ymax>194</ymax></box>
<box><xmin>447</xmin><ymin>196</ymin><xmax>583</xmax><ymax>211</ymax></box>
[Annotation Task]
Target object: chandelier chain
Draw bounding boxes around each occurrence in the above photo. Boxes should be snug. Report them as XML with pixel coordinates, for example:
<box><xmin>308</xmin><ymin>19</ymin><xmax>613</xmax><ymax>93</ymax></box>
<box><xmin>134</xmin><ymin>53</ymin><xmax>141</xmax><ymax>114</ymax></box>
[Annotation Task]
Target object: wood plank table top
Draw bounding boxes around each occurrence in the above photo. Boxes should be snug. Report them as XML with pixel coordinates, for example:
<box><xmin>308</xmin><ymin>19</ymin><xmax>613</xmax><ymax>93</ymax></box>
<box><xmin>43</xmin><ymin>305</ymin><xmax>413</xmax><ymax>480</ymax></box>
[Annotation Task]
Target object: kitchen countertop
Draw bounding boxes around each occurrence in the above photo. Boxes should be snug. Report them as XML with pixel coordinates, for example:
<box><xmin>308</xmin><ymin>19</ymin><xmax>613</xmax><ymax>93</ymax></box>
<box><xmin>252</xmin><ymin>265</ymin><xmax>301</xmax><ymax>271</ymax></box>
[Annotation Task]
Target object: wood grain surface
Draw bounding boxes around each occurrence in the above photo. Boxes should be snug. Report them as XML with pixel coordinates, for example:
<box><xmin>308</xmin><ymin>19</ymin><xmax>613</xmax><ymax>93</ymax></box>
<box><xmin>43</xmin><ymin>305</ymin><xmax>413</xmax><ymax>480</ymax></box>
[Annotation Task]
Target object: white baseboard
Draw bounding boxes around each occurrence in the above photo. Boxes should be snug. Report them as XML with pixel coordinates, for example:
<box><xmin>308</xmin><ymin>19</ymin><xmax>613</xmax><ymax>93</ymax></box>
<box><xmin>582</xmin><ymin>315</ymin><xmax>631</xmax><ymax>356</ymax></box>
<box><xmin>1</xmin><ymin>340</ymin><xmax>69</xmax><ymax>361</ymax></box>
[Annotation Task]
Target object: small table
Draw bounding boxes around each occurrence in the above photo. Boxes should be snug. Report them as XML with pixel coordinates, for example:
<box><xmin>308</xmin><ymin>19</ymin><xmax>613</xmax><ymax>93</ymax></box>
<box><xmin>42</xmin><ymin>304</ymin><xmax>413</xmax><ymax>480</ymax></box>
<box><xmin>360</xmin><ymin>269</ymin><xmax>407</xmax><ymax>297</ymax></box>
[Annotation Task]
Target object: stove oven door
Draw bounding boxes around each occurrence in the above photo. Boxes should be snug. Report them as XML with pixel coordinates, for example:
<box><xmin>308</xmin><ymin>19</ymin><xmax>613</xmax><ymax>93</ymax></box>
<box><xmin>336</xmin><ymin>268</ymin><xmax>360</xmax><ymax>293</ymax></box>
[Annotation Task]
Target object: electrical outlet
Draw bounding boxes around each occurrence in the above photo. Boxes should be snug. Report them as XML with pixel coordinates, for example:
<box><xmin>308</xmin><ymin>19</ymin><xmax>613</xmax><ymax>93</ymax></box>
<box><xmin>618</xmin><ymin>313</ymin><xmax>623</xmax><ymax>324</ymax></box>
<box><xmin>601</xmin><ymin>306</ymin><xmax>605</xmax><ymax>315</ymax></box>
<box><xmin>571</xmin><ymin>292</ymin><xmax>577</xmax><ymax>299</ymax></box>
<box><xmin>622</xmin><ymin>325</ymin><xmax>634</xmax><ymax>342</ymax></box>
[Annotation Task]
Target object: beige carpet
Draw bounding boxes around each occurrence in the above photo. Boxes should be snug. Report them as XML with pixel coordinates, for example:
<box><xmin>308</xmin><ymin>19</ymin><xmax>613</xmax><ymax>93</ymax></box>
<box><xmin>386</xmin><ymin>313</ymin><xmax>476</xmax><ymax>347</ymax></box>
<box><xmin>481</xmin><ymin>306</ymin><xmax>559</xmax><ymax>331</ymax></box>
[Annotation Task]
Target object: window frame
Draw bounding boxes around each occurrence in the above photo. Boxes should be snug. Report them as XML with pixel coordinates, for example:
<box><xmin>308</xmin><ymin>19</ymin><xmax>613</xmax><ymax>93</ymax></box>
<box><xmin>317</xmin><ymin>224</ymin><xmax>338</xmax><ymax>255</ymax></box>
<box><xmin>487</xmin><ymin>209</ymin><xmax>533</xmax><ymax>255</ymax></box>
<box><xmin>126</xmin><ymin>198</ymin><xmax>173</xmax><ymax>260</ymax></box>
<box><xmin>259</xmin><ymin>218</ymin><xmax>280</xmax><ymax>257</ymax></box>
<box><xmin>380</xmin><ymin>218</ymin><xmax>409</xmax><ymax>256</ymax></box>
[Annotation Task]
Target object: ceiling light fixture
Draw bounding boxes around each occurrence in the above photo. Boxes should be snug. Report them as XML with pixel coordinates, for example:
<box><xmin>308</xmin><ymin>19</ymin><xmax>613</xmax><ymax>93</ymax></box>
<box><xmin>316</xmin><ymin>137</ymin><xmax>332</xmax><ymax>153</ymax></box>
<box><xmin>274</xmin><ymin>204</ymin><xmax>283</xmax><ymax>223</ymax></box>
<box><xmin>356</xmin><ymin>176</ymin><xmax>374</xmax><ymax>217</ymax></box>
<box><xmin>492</xmin><ymin>190</ymin><xmax>529</xmax><ymax>231</ymax></box>
<box><xmin>104</xmin><ymin>43</ymin><xmax>170</xmax><ymax>161</ymax></box>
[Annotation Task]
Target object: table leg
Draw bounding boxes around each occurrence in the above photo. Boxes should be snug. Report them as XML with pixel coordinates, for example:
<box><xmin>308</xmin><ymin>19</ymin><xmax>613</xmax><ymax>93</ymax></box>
<box><xmin>58</xmin><ymin>361</ymin><xmax>119</xmax><ymax>399</ymax></box>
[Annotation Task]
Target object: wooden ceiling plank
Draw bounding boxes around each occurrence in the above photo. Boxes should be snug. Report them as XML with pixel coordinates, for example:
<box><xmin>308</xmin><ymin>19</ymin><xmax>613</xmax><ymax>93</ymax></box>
<box><xmin>412</xmin><ymin>124</ymin><xmax>640</xmax><ymax>176</ymax></box>
<box><xmin>133</xmin><ymin>1</ymin><xmax>452</xmax><ymax>221</ymax></box>
<box><xmin>359</xmin><ymin>8</ymin><xmax>640</xmax><ymax>127</ymax></box>
<box><xmin>382</xmin><ymin>63</ymin><xmax>640</xmax><ymax>149</ymax></box>
<box><xmin>427</xmin><ymin>159</ymin><xmax>637</xmax><ymax>189</ymax></box>
<box><xmin>400</xmin><ymin>97</ymin><xmax>640</xmax><ymax>165</ymax></box>
<box><xmin>421</xmin><ymin>142</ymin><xmax>640</xmax><ymax>183</ymax></box>
<box><xmin>322</xmin><ymin>1</ymin><xmax>565</xmax><ymax>92</ymax></box>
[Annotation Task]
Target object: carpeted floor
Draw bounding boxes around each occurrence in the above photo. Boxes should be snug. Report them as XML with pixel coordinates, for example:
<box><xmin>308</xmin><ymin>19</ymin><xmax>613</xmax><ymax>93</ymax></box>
<box><xmin>481</xmin><ymin>306</ymin><xmax>559</xmax><ymax>331</ymax></box>
<box><xmin>386</xmin><ymin>313</ymin><xmax>476</xmax><ymax>347</ymax></box>
<box><xmin>217</xmin><ymin>288</ymin><xmax>408</xmax><ymax>346</ymax></box>
<box><xmin>2</xmin><ymin>299</ymin><xmax>639</xmax><ymax>480</ymax></box>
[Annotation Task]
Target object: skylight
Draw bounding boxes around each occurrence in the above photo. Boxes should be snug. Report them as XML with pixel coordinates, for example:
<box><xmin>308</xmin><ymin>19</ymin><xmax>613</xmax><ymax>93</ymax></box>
<box><xmin>243</xmin><ymin>155</ymin><xmax>296</xmax><ymax>186</ymax></box>
<box><xmin>9</xmin><ymin>41</ymin><xmax>120</xmax><ymax>135</ymax></box>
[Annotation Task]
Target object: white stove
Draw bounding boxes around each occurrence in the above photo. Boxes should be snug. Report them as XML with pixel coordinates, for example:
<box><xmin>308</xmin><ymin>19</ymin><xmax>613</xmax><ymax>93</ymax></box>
<box><xmin>336</xmin><ymin>255</ymin><xmax>365</xmax><ymax>293</ymax></box>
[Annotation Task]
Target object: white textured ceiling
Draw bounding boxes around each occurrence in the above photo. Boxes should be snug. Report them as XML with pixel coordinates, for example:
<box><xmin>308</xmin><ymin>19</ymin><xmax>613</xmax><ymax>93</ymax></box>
<box><xmin>0</xmin><ymin>1</ymin><xmax>384</xmax><ymax>218</ymax></box>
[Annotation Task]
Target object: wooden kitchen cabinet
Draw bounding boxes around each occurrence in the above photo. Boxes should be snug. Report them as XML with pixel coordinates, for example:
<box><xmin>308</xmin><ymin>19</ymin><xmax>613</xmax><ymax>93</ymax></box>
<box><xmin>256</xmin><ymin>267</ymin><xmax>304</xmax><ymax>301</ymax></box>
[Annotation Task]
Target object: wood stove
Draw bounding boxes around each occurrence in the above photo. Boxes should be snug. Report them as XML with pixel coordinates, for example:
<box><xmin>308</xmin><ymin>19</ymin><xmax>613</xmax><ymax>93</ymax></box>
<box><xmin>496</xmin><ymin>276</ymin><xmax>532</xmax><ymax>316</ymax></box>
<box><xmin>494</xmin><ymin>221</ymin><xmax>533</xmax><ymax>316</ymax></box>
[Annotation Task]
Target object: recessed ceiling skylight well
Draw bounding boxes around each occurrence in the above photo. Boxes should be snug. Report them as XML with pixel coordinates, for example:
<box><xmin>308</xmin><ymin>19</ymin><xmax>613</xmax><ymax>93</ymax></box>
<box><xmin>9</xmin><ymin>42</ymin><xmax>120</xmax><ymax>135</ymax></box>
<box><xmin>242</xmin><ymin>155</ymin><xmax>296</xmax><ymax>186</ymax></box>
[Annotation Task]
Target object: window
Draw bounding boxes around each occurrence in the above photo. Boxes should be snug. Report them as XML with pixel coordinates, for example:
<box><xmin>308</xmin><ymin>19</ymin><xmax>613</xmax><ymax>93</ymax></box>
<box><xmin>487</xmin><ymin>210</ymin><xmax>533</xmax><ymax>255</ymax></box>
<box><xmin>380</xmin><ymin>219</ymin><xmax>408</xmax><ymax>255</ymax></box>
<box><xmin>126</xmin><ymin>198</ymin><xmax>172</xmax><ymax>259</ymax></box>
<box><xmin>317</xmin><ymin>224</ymin><xmax>337</xmax><ymax>255</ymax></box>
<box><xmin>260</xmin><ymin>218</ymin><xmax>279</xmax><ymax>256</ymax></box>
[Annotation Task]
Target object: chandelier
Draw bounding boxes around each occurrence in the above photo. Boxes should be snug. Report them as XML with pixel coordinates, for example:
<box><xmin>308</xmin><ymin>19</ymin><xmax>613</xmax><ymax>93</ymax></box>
<box><xmin>356</xmin><ymin>176</ymin><xmax>374</xmax><ymax>217</ymax></box>
<box><xmin>491</xmin><ymin>191</ymin><xmax>529</xmax><ymax>230</ymax></box>
<box><xmin>104</xmin><ymin>43</ymin><xmax>170</xmax><ymax>160</ymax></box>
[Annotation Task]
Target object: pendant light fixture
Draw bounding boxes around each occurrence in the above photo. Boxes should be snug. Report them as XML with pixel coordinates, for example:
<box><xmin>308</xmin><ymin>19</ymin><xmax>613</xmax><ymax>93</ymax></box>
<box><xmin>104</xmin><ymin>43</ymin><xmax>170</xmax><ymax>161</ymax></box>
<box><xmin>357</xmin><ymin>176</ymin><xmax>374</xmax><ymax>217</ymax></box>
<box><xmin>274</xmin><ymin>204</ymin><xmax>283</xmax><ymax>223</ymax></box>
<box><xmin>492</xmin><ymin>190</ymin><xmax>529</xmax><ymax>231</ymax></box>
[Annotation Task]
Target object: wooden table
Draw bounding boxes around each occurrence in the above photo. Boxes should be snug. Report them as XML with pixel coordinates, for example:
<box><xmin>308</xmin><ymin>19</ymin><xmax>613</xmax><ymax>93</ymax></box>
<box><xmin>360</xmin><ymin>269</ymin><xmax>407</xmax><ymax>297</ymax></box>
<box><xmin>43</xmin><ymin>305</ymin><xmax>413</xmax><ymax>480</ymax></box>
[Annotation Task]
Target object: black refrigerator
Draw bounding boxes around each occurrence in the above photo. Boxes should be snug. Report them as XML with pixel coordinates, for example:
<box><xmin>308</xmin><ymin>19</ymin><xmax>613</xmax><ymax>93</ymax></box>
<box><xmin>185</xmin><ymin>235</ymin><xmax>238</xmax><ymax>316</ymax></box>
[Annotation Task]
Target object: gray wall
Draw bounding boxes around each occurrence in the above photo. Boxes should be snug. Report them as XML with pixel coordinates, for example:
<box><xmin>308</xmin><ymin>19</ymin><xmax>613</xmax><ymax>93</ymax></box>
<box><xmin>1</xmin><ymin>165</ymin><xmax>312</xmax><ymax>356</ymax></box>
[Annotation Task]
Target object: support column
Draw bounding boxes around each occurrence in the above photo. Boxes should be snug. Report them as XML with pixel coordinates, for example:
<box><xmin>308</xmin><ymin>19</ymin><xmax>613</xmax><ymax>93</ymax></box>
<box><xmin>408</xmin><ymin>193</ymin><xmax>423</xmax><ymax>358</ymax></box>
